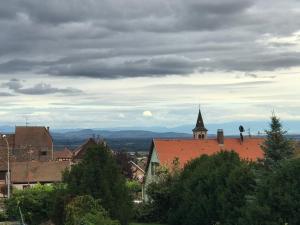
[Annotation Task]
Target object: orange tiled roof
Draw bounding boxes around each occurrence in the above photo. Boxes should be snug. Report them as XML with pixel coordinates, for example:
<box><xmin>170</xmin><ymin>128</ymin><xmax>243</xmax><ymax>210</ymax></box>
<box><xmin>153</xmin><ymin>138</ymin><xmax>264</xmax><ymax>169</ymax></box>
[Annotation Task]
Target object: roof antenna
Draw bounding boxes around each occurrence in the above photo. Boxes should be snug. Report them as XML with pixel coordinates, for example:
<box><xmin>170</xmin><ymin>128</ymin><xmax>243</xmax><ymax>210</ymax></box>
<box><xmin>271</xmin><ymin>109</ymin><xmax>276</xmax><ymax>117</ymax></box>
<box><xmin>247</xmin><ymin>128</ymin><xmax>251</xmax><ymax>138</ymax></box>
<box><xmin>24</xmin><ymin>116</ymin><xmax>30</xmax><ymax>127</ymax></box>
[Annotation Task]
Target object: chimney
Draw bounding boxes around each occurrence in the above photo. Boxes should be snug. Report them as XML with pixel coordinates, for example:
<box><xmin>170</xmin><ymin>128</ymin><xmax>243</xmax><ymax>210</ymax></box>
<box><xmin>217</xmin><ymin>129</ymin><xmax>224</xmax><ymax>145</ymax></box>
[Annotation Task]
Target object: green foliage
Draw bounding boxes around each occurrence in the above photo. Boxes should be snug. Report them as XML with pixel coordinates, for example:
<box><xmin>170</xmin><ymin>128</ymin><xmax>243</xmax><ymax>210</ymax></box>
<box><xmin>130</xmin><ymin>223</ymin><xmax>165</xmax><ymax>225</ymax></box>
<box><xmin>168</xmin><ymin>151</ymin><xmax>256</xmax><ymax>225</ymax></box>
<box><xmin>65</xmin><ymin>195</ymin><xmax>119</xmax><ymax>225</ymax></box>
<box><xmin>262</xmin><ymin>115</ymin><xmax>295</xmax><ymax>169</ymax></box>
<box><xmin>0</xmin><ymin>210</ymin><xmax>8</xmax><ymax>222</ymax></box>
<box><xmin>63</xmin><ymin>144</ymin><xmax>132</xmax><ymax>225</ymax></box>
<box><xmin>146</xmin><ymin>177</ymin><xmax>173</xmax><ymax>222</ymax></box>
<box><xmin>126</xmin><ymin>180</ymin><xmax>142</xmax><ymax>199</ymax></box>
<box><xmin>115</xmin><ymin>151</ymin><xmax>134</xmax><ymax>179</ymax></box>
<box><xmin>126</xmin><ymin>180</ymin><xmax>141</xmax><ymax>193</ymax></box>
<box><xmin>48</xmin><ymin>183</ymin><xmax>71</xmax><ymax>225</ymax></box>
<box><xmin>140</xmin><ymin>163</ymin><xmax>180</xmax><ymax>223</ymax></box>
<box><xmin>4</xmin><ymin>183</ymin><xmax>70</xmax><ymax>225</ymax></box>
<box><xmin>241</xmin><ymin>158</ymin><xmax>300</xmax><ymax>225</ymax></box>
<box><xmin>5</xmin><ymin>184</ymin><xmax>54</xmax><ymax>225</ymax></box>
<box><xmin>132</xmin><ymin>202</ymin><xmax>157</xmax><ymax>223</ymax></box>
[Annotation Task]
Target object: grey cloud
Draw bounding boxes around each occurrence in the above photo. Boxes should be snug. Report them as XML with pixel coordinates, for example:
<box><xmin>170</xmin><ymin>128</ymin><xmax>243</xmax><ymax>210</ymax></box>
<box><xmin>16</xmin><ymin>83</ymin><xmax>82</xmax><ymax>95</ymax></box>
<box><xmin>2</xmin><ymin>79</ymin><xmax>82</xmax><ymax>95</ymax></box>
<box><xmin>217</xmin><ymin>52</ymin><xmax>300</xmax><ymax>71</ymax></box>
<box><xmin>238</xmin><ymin>73</ymin><xmax>277</xmax><ymax>79</ymax></box>
<box><xmin>0</xmin><ymin>0</ymin><xmax>300</xmax><ymax>79</ymax></box>
<box><xmin>244</xmin><ymin>73</ymin><xmax>258</xmax><ymax>78</ymax></box>
<box><xmin>0</xmin><ymin>92</ymin><xmax>14</xmax><ymax>97</ymax></box>
<box><xmin>45</xmin><ymin>56</ymin><xmax>200</xmax><ymax>78</ymax></box>
<box><xmin>142</xmin><ymin>80</ymin><xmax>274</xmax><ymax>91</ymax></box>
<box><xmin>0</xmin><ymin>59</ymin><xmax>51</xmax><ymax>73</ymax></box>
<box><xmin>4</xmin><ymin>78</ymin><xmax>23</xmax><ymax>90</ymax></box>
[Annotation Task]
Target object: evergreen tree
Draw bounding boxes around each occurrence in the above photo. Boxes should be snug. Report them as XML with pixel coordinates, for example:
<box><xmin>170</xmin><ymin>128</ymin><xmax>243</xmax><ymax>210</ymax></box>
<box><xmin>240</xmin><ymin>158</ymin><xmax>300</xmax><ymax>225</ymax></box>
<box><xmin>261</xmin><ymin>115</ymin><xmax>294</xmax><ymax>168</ymax></box>
<box><xmin>114</xmin><ymin>151</ymin><xmax>133</xmax><ymax>179</ymax></box>
<box><xmin>63</xmin><ymin>143</ymin><xmax>132</xmax><ymax>225</ymax></box>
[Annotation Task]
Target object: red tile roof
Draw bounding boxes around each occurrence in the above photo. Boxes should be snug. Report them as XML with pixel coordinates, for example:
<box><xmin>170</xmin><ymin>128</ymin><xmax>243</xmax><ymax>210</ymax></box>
<box><xmin>53</xmin><ymin>148</ymin><xmax>73</xmax><ymax>159</ymax></box>
<box><xmin>10</xmin><ymin>161</ymin><xmax>70</xmax><ymax>183</ymax></box>
<box><xmin>152</xmin><ymin>138</ymin><xmax>264</xmax><ymax>169</ymax></box>
<box><xmin>73</xmin><ymin>138</ymin><xmax>98</xmax><ymax>159</ymax></box>
<box><xmin>14</xmin><ymin>126</ymin><xmax>52</xmax><ymax>148</ymax></box>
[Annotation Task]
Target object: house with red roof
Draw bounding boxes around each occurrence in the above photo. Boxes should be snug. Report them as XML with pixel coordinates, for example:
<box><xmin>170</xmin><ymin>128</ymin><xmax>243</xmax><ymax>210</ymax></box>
<box><xmin>143</xmin><ymin>109</ymin><xmax>265</xmax><ymax>201</ymax></box>
<box><xmin>0</xmin><ymin>126</ymin><xmax>53</xmax><ymax>163</ymax></box>
<box><xmin>53</xmin><ymin>147</ymin><xmax>73</xmax><ymax>162</ymax></box>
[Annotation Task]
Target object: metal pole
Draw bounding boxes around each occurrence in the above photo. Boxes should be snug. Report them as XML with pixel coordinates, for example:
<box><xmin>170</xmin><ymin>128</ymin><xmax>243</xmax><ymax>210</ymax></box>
<box><xmin>2</xmin><ymin>135</ymin><xmax>10</xmax><ymax>198</ymax></box>
<box><xmin>18</xmin><ymin>206</ymin><xmax>25</xmax><ymax>225</ymax></box>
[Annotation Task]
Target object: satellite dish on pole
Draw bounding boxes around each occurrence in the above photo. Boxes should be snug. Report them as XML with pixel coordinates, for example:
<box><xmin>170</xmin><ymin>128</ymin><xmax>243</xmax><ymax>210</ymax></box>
<box><xmin>239</xmin><ymin>125</ymin><xmax>245</xmax><ymax>143</ymax></box>
<box><xmin>239</xmin><ymin>125</ymin><xmax>245</xmax><ymax>133</ymax></box>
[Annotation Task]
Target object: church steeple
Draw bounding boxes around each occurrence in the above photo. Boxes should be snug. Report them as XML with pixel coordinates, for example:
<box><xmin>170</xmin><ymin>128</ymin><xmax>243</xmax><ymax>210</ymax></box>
<box><xmin>193</xmin><ymin>108</ymin><xmax>208</xmax><ymax>139</ymax></box>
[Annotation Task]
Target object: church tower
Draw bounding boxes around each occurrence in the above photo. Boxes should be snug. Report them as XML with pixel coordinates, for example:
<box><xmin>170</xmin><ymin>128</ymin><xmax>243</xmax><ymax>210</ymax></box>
<box><xmin>193</xmin><ymin>108</ymin><xmax>208</xmax><ymax>139</ymax></box>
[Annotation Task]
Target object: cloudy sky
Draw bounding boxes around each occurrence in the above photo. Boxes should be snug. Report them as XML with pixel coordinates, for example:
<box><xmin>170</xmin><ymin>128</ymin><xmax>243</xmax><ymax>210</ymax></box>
<box><xmin>0</xmin><ymin>0</ymin><xmax>300</xmax><ymax>131</ymax></box>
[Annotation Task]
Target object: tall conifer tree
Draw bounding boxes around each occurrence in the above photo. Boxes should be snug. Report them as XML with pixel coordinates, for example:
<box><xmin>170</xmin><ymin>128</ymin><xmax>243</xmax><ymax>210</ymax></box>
<box><xmin>261</xmin><ymin>115</ymin><xmax>294</xmax><ymax>168</ymax></box>
<box><xmin>63</xmin><ymin>143</ymin><xmax>132</xmax><ymax>225</ymax></box>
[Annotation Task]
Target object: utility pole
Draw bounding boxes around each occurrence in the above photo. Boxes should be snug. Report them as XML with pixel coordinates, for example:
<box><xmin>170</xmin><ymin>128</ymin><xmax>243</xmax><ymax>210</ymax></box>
<box><xmin>2</xmin><ymin>135</ymin><xmax>10</xmax><ymax>198</ymax></box>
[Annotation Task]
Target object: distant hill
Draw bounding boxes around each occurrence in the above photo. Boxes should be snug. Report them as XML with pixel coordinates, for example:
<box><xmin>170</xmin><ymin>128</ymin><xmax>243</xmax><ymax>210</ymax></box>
<box><xmin>0</xmin><ymin>125</ymin><xmax>14</xmax><ymax>133</ymax></box>
<box><xmin>2</xmin><ymin>123</ymin><xmax>299</xmax><ymax>152</ymax></box>
<box><xmin>51</xmin><ymin>129</ymin><xmax>190</xmax><ymax>140</ymax></box>
<box><xmin>51</xmin><ymin>129</ymin><xmax>191</xmax><ymax>151</ymax></box>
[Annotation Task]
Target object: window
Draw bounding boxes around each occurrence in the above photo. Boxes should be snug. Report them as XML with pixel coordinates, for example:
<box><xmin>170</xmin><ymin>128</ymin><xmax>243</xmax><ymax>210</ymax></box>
<box><xmin>0</xmin><ymin>171</ymin><xmax>6</xmax><ymax>180</ymax></box>
<box><xmin>151</xmin><ymin>162</ymin><xmax>159</xmax><ymax>176</ymax></box>
<box><xmin>23</xmin><ymin>185</ymin><xmax>30</xmax><ymax>189</ymax></box>
<box><xmin>40</xmin><ymin>151</ymin><xmax>47</xmax><ymax>156</ymax></box>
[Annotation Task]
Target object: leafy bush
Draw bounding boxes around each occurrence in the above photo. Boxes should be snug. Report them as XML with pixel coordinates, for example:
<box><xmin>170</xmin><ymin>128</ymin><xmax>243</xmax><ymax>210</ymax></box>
<box><xmin>65</xmin><ymin>195</ymin><xmax>119</xmax><ymax>225</ymax></box>
<box><xmin>5</xmin><ymin>184</ymin><xmax>54</xmax><ymax>225</ymax></box>
<box><xmin>48</xmin><ymin>183</ymin><xmax>71</xmax><ymax>225</ymax></box>
<box><xmin>126</xmin><ymin>180</ymin><xmax>142</xmax><ymax>200</ymax></box>
<box><xmin>140</xmin><ymin>164</ymin><xmax>179</xmax><ymax>223</ymax></box>
<box><xmin>0</xmin><ymin>210</ymin><xmax>8</xmax><ymax>221</ymax></box>
<box><xmin>132</xmin><ymin>202</ymin><xmax>158</xmax><ymax>223</ymax></box>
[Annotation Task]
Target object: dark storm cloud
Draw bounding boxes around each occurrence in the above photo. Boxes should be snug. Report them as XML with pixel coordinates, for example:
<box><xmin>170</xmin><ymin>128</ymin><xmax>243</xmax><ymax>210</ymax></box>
<box><xmin>45</xmin><ymin>56</ymin><xmax>200</xmax><ymax>78</ymax></box>
<box><xmin>2</xmin><ymin>79</ymin><xmax>82</xmax><ymax>95</ymax></box>
<box><xmin>0</xmin><ymin>0</ymin><xmax>300</xmax><ymax>78</ymax></box>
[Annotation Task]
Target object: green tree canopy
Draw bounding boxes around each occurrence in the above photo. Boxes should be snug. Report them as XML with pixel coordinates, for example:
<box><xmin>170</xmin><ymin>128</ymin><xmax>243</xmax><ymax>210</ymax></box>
<box><xmin>168</xmin><ymin>151</ymin><xmax>256</xmax><ymax>225</ymax></box>
<box><xmin>261</xmin><ymin>115</ymin><xmax>294</xmax><ymax>169</ymax></box>
<box><xmin>63</xmin><ymin>144</ymin><xmax>132</xmax><ymax>225</ymax></box>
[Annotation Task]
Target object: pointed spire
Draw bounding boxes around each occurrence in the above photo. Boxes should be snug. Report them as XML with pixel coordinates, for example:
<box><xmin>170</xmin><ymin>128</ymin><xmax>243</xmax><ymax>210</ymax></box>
<box><xmin>193</xmin><ymin>108</ymin><xmax>208</xmax><ymax>132</ymax></box>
